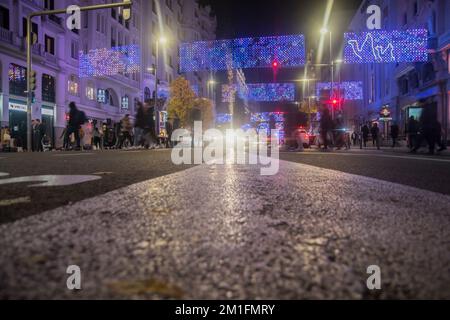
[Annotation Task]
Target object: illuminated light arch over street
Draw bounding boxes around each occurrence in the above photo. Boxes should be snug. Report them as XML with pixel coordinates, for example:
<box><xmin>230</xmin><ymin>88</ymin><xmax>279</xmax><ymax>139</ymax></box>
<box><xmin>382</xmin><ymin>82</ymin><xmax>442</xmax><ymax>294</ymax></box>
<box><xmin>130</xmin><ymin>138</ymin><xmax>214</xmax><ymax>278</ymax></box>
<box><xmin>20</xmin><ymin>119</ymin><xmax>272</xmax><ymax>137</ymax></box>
<box><xmin>316</xmin><ymin>81</ymin><xmax>364</xmax><ymax>101</ymax></box>
<box><xmin>222</xmin><ymin>83</ymin><xmax>296</xmax><ymax>102</ymax></box>
<box><xmin>79</xmin><ymin>44</ymin><xmax>141</xmax><ymax>78</ymax></box>
<box><xmin>180</xmin><ymin>34</ymin><xmax>306</xmax><ymax>72</ymax></box>
<box><xmin>344</xmin><ymin>29</ymin><xmax>428</xmax><ymax>64</ymax></box>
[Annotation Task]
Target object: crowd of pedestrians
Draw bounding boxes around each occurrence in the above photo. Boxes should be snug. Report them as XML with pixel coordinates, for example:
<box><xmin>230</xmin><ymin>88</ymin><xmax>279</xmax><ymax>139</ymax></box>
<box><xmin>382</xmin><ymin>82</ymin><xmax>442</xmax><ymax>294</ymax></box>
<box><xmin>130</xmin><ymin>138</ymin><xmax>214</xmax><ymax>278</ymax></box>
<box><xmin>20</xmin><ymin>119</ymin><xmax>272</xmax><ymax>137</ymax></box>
<box><xmin>318</xmin><ymin>104</ymin><xmax>447</xmax><ymax>155</ymax></box>
<box><xmin>60</xmin><ymin>101</ymin><xmax>176</xmax><ymax>151</ymax></box>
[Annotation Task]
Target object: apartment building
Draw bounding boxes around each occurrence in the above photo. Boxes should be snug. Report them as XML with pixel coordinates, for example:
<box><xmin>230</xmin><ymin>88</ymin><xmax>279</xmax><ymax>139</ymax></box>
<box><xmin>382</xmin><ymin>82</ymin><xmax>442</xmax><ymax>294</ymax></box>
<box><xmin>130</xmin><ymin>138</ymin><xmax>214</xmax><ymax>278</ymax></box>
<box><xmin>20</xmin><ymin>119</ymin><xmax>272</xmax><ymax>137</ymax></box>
<box><xmin>0</xmin><ymin>0</ymin><xmax>216</xmax><ymax>148</ymax></box>
<box><xmin>344</xmin><ymin>0</ymin><xmax>449</xmax><ymax>141</ymax></box>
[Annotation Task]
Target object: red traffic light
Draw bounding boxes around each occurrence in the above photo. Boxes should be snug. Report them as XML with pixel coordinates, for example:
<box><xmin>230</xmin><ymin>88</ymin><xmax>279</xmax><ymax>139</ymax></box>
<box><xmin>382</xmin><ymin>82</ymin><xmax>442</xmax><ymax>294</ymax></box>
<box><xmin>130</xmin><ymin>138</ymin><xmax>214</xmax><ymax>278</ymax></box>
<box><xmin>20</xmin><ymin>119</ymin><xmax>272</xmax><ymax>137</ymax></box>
<box><xmin>332</xmin><ymin>99</ymin><xmax>338</xmax><ymax>105</ymax></box>
<box><xmin>272</xmin><ymin>61</ymin><xmax>279</xmax><ymax>68</ymax></box>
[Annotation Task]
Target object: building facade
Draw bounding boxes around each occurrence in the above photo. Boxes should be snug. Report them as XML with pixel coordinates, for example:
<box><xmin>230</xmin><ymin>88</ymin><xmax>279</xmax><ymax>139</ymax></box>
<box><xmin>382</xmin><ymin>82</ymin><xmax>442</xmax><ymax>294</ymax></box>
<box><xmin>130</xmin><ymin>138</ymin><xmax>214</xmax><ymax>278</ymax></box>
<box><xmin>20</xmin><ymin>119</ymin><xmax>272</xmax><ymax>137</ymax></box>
<box><xmin>0</xmin><ymin>0</ymin><xmax>216</xmax><ymax>148</ymax></box>
<box><xmin>344</xmin><ymin>0</ymin><xmax>449</xmax><ymax>142</ymax></box>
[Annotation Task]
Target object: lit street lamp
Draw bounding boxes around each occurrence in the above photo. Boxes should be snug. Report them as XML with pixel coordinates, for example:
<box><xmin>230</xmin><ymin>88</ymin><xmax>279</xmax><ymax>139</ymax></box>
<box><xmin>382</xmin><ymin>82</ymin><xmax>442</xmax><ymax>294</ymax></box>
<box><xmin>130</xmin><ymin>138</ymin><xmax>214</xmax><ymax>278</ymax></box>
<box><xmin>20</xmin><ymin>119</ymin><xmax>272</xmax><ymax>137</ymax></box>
<box><xmin>320</xmin><ymin>27</ymin><xmax>335</xmax><ymax>119</ymax></box>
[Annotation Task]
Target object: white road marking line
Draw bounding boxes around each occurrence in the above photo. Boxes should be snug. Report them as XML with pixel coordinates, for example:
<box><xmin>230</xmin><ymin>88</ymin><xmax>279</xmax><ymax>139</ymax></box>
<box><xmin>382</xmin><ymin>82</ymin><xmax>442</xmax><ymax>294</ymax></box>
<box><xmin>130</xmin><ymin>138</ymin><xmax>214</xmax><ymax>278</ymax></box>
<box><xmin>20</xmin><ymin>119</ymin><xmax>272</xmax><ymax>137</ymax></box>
<box><xmin>291</xmin><ymin>152</ymin><xmax>450</xmax><ymax>163</ymax></box>
<box><xmin>119</xmin><ymin>151</ymin><xmax>143</xmax><ymax>153</ymax></box>
<box><xmin>0</xmin><ymin>196</ymin><xmax>31</xmax><ymax>207</ymax></box>
<box><xmin>0</xmin><ymin>172</ymin><xmax>9</xmax><ymax>177</ymax></box>
<box><xmin>0</xmin><ymin>175</ymin><xmax>102</xmax><ymax>187</ymax></box>
<box><xmin>53</xmin><ymin>153</ymin><xmax>94</xmax><ymax>157</ymax></box>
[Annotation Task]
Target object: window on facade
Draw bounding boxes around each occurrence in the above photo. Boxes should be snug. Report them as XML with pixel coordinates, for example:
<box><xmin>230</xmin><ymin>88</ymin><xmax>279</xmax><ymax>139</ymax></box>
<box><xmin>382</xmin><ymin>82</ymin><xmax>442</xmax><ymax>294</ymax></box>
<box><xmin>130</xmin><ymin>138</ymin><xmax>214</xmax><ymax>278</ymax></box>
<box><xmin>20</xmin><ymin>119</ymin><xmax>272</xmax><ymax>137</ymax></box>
<box><xmin>111</xmin><ymin>27</ymin><xmax>116</xmax><ymax>47</ymax></box>
<box><xmin>121</xmin><ymin>95</ymin><xmax>129</xmax><ymax>109</ymax></box>
<box><xmin>413</xmin><ymin>1</ymin><xmax>418</xmax><ymax>16</ymax></box>
<box><xmin>44</xmin><ymin>0</ymin><xmax>54</xmax><ymax>10</ymax></box>
<box><xmin>0</xmin><ymin>6</ymin><xmax>9</xmax><ymax>30</ymax></box>
<box><xmin>409</xmin><ymin>72</ymin><xmax>419</xmax><ymax>89</ymax></box>
<box><xmin>71</xmin><ymin>40</ymin><xmax>79</xmax><ymax>59</ymax></box>
<box><xmin>83</xmin><ymin>11</ymin><xmax>88</xmax><ymax>29</ymax></box>
<box><xmin>166</xmin><ymin>0</ymin><xmax>172</xmax><ymax>10</ymax></box>
<box><xmin>22</xmin><ymin>18</ymin><xmax>38</xmax><ymax>39</ymax></box>
<box><xmin>42</xmin><ymin>74</ymin><xmax>55</xmax><ymax>102</ymax></box>
<box><xmin>111</xmin><ymin>8</ymin><xmax>116</xmax><ymax>19</ymax></box>
<box><xmin>403</xmin><ymin>12</ymin><xmax>407</xmax><ymax>26</ymax></box>
<box><xmin>8</xmin><ymin>64</ymin><xmax>27</xmax><ymax>97</ymax></box>
<box><xmin>68</xmin><ymin>75</ymin><xmax>79</xmax><ymax>96</ymax></box>
<box><xmin>106</xmin><ymin>90</ymin><xmax>115</xmax><ymax>106</ymax></box>
<box><xmin>45</xmin><ymin>35</ymin><xmax>55</xmax><ymax>55</ymax></box>
<box><xmin>86</xmin><ymin>83</ymin><xmax>95</xmax><ymax>100</ymax></box>
<box><xmin>97</xmin><ymin>89</ymin><xmax>106</xmax><ymax>103</ymax></box>
<box><xmin>144</xmin><ymin>87</ymin><xmax>151</xmax><ymax>101</ymax></box>
<box><xmin>152</xmin><ymin>0</ymin><xmax>157</xmax><ymax>14</ymax></box>
<box><xmin>422</xmin><ymin>63</ymin><xmax>435</xmax><ymax>83</ymax></box>
<box><xmin>399</xmin><ymin>77</ymin><xmax>409</xmax><ymax>95</ymax></box>
<box><xmin>96</xmin><ymin>14</ymin><xmax>100</xmax><ymax>32</ymax></box>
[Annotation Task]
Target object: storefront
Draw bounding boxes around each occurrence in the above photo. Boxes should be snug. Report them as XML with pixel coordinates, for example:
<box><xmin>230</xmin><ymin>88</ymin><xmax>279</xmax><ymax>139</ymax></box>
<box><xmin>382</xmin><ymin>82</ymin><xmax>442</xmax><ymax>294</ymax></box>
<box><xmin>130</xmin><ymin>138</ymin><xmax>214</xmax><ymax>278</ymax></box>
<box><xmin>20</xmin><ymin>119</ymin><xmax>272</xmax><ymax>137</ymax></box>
<box><xmin>41</xmin><ymin>106</ymin><xmax>55</xmax><ymax>147</ymax></box>
<box><xmin>8</xmin><ymin>101</ymin><xmax>27</xmax><ymax>149</ymax></box>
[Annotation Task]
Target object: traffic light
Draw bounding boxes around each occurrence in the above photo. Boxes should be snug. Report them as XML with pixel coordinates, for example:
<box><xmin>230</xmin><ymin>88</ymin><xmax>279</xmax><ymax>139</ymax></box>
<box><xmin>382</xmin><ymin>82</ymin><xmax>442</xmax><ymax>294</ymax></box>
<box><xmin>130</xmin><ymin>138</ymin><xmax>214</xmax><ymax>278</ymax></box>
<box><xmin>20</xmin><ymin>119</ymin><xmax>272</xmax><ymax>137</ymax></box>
<box><xmin>30</xmin><ymin>70</ymin><xmax>37</xmax><ymax>92</ymax></box>
<box><xmin>122</xmin><ymin>0</ymin><xmax>132</xmax><ymax>21</ymax></box>
<box><xmin>272</xmin><ymin>61</ymin><xmax>279</xmax><ymax>69</ymax></box>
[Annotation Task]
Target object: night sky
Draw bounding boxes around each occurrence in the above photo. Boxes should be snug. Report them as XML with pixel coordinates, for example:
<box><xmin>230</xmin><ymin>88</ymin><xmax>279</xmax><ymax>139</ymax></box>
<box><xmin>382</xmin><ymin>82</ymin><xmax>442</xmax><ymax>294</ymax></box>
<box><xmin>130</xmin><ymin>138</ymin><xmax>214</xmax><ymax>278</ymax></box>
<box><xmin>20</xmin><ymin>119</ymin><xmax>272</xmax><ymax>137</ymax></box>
<box><xmin>199</xmin><ymin>0</ymin><xmax>362</xmax><ymax>40</ymax></box>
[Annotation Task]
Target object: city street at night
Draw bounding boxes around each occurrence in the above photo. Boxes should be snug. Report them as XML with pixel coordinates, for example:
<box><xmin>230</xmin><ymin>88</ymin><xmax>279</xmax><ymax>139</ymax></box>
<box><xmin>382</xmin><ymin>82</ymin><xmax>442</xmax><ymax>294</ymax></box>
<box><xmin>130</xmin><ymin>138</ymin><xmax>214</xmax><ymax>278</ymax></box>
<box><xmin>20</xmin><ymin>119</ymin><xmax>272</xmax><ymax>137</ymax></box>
<box><xmin>1</xmin><ymin>148</ymin><xmax>449</xmax><ymax>299</ymax></box>
<box><xmin>0</xmin><ymin>0</ymin><xmax>449</xmax><ymax>311</ymax></box>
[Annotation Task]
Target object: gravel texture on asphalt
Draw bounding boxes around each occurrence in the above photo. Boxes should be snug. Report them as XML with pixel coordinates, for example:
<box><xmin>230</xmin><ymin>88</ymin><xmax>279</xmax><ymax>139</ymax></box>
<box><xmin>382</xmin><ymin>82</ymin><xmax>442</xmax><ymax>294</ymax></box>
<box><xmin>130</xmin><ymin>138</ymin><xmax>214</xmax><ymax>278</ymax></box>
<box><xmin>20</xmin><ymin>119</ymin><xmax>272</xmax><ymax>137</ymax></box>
<box><xmin>0</xmin><ymin>160</ymin><xmax>449</xmax><ymax>299</ymax></box>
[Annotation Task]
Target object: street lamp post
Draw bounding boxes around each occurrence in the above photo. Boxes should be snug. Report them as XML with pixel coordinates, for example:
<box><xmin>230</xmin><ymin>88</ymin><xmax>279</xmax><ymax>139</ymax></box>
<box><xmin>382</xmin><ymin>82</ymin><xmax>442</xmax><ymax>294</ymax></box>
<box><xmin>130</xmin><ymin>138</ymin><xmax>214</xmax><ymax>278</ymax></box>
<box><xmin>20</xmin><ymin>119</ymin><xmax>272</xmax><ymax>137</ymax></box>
<box><xmin>321</xmin><ymin>27</ymin><xmax>334</xmax><ymax>119</ymax></box>
<box><xmin>25</xmin><ymin>1</ymin><xmax>133</xmax><ymax>152</ymax></box>
<box><xmin>153</xmin><ymin>36</ymin><xmax>167</xmax><ymax>140</ymax></box>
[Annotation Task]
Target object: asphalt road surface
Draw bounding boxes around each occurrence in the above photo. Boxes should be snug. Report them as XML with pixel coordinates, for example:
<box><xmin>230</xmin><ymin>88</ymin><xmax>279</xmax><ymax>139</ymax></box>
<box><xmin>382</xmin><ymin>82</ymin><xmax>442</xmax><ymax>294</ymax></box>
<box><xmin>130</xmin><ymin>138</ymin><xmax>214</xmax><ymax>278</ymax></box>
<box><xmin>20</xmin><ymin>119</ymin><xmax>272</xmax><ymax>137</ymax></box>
<box><xmin>0</xmin><ymin>148</ymin><xmax>449</xmax><ymax>299</ymax></box>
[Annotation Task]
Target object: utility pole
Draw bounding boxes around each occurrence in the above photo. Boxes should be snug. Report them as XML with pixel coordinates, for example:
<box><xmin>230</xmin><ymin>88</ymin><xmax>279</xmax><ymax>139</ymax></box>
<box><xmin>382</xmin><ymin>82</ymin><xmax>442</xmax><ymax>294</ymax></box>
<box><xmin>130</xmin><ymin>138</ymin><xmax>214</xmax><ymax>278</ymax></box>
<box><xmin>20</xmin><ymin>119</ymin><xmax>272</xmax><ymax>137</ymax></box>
<box><xmin>25</xmin><ymin>1</ymin><xmax>133</xmax><ymax>151</ymax></box>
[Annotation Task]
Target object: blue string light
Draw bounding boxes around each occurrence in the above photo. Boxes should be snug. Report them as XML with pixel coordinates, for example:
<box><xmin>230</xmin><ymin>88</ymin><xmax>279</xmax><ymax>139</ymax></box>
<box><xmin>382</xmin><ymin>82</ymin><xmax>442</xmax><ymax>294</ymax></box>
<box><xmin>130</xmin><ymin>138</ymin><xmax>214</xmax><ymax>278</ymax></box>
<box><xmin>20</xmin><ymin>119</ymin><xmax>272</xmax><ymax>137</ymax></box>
<box><xmin>344</xmin><ymin>29</ymin><xmax>428</xmax><ymax>64</ymax></box>
<box><xmin>222</xmin><ymin>83</ymin><xmax>296</xmax><ymax>102</ymax></box>
<box><xmin>180</xmin><ymin>35</ymin><xmax>306</xmax><ymax>72</ymax></box>
<box><xmin>79</xmin><ymin>45</ymin><xmax>141</xmax><ymax>78</ymax></box>
<box><xmin>316</xmin><ymin>81</ymin><xmax>363</xmax><ymax>100</ymax></box>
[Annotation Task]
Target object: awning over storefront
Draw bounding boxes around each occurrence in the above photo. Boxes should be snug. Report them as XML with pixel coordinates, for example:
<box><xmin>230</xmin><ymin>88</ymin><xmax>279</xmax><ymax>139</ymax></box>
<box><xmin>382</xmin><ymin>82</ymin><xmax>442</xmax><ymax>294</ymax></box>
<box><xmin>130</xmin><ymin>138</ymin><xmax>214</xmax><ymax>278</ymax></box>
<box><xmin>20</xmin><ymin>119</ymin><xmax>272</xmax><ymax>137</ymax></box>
<box><xmin>416</xmin><ymin>85</ymin><xmax>440</xmax><ymax>100</ymax></box>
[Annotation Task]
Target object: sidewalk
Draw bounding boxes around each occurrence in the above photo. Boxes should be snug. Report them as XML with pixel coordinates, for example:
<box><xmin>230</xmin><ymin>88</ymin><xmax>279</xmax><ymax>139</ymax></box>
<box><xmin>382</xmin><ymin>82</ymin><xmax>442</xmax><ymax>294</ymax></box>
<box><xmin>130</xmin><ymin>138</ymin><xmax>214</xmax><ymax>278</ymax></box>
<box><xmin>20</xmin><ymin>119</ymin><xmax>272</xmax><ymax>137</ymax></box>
<box><xmin>345</xmin><ymin>146</ymin><xmax>450</xmax><ymax>157</ymax></box>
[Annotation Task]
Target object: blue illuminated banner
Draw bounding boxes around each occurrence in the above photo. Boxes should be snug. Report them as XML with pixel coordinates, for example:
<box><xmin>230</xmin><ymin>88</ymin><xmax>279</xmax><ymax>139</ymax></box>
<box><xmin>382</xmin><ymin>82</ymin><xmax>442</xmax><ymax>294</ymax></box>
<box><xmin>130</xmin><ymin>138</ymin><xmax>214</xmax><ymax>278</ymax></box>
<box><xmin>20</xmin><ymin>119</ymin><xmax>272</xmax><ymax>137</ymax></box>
<box><xmin>79</xmin><ymin>45</ymin><xmax>140</xmax><ymax>78</ymax></box>
<box><xmin>180</xmin><ymin>35</ymin><xmax>306</xmax><ymax>72</ymax></box>
<box><xmin>316</xmin><ymin>81</ymin><xmax>363</xmax><ymax>100</ymax></box>
<box><xmin>222</xmin><ymin>83</ymin><xmax>296</xmax><ymax>102</ymax></box>
<box><xmin>344</xmin><ymin>29</ymin><xmax>428</xmax><ymax>64</ymax></box>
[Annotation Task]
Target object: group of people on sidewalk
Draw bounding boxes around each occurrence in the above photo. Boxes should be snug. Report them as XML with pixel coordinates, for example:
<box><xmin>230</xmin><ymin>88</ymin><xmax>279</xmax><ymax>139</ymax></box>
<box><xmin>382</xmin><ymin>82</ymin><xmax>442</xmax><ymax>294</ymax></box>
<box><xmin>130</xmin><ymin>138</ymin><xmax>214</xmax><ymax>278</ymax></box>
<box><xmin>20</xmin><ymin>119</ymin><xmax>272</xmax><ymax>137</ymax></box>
<box><xmin>319</xmin><ymin>108</ymin><xmax>352</xmax><ymax>151</ymax></box>
<box><xmin>320</xmin><ymin>105</ymin><xmax>447</xmax><ymax>154</ymax></box>
<box><xmin>406</xmin><ymin>106</ymin><xmax>446</xmax><ymax>155</ymax></box>
<box><xmin>61</xmin><ymin>101</ymin><xmax>176</xmax><ymax>151</ymax></box>
<box><xmin>1</xmin><ymin>120</ymin><xmax>50</xmax><ymax>152</ymax></box>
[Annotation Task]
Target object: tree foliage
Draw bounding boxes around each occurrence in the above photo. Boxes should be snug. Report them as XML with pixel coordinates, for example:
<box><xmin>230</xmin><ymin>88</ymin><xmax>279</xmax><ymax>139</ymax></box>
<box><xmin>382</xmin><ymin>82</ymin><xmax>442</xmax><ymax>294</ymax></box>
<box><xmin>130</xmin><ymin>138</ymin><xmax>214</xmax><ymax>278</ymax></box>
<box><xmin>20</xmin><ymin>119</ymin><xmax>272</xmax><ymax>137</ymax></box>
<box><xmin>167</xmin><ymin>77</ymin><xmax>196</xmax><ymax>128</ymax></box>
<box><xmin>193</xmin><ymin>98</ymin><xmax>214</xmax><ymax>129</ymax></box>
<box><xmin>298</xmin><ymin>99</ymin><xmax>319</xmax><ymax>115</ymax></box>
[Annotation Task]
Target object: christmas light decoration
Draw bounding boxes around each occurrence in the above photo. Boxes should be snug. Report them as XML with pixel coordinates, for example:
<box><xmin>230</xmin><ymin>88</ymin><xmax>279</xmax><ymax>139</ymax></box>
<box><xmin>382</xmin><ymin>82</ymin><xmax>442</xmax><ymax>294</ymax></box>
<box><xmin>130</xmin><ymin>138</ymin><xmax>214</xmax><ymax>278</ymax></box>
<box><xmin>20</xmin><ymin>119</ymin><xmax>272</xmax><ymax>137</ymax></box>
<box><xmin>222</xmin><ymin>83</ymin><xmax>295</xmax><ymax>102</ymax></box>
<box><xmin>316</xmin><ymin>81</ymin><xmax>363</xmax><ymax>100</ymax></box>
<box><xmin>216</xmin><ymin>113</ymin><xmax>233</xmax><ymax>124</ymax></box>
<box><xmin>79</xmin><ymin>44</ymin><xmax>141</xmax><ymax>78</ymax></box>
<box><xmin>180</xmin><ymin>34</ymin><xmax>306</xmax><ymax>72</ymax></box>
<box><xmin>344</xmin><ymin>29</ymin><xmax>428</xmax><ymax>64</ymax></box>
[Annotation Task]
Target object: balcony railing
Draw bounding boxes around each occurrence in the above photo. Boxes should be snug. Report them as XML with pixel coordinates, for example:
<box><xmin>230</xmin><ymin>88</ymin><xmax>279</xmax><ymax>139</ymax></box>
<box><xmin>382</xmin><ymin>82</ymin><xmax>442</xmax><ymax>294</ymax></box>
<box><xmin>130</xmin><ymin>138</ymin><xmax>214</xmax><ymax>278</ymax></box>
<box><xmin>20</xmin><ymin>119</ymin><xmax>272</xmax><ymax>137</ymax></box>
<box><xmin>32</xmin><ymin>43</ymin><xmax>43</xmax><ymax>56</ymax></box>
<box><xmin>0</xmin><ymin>27</ymin><xmax>13</xmax><ymax>45</ymax></box>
